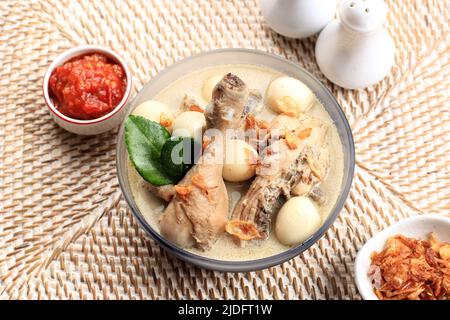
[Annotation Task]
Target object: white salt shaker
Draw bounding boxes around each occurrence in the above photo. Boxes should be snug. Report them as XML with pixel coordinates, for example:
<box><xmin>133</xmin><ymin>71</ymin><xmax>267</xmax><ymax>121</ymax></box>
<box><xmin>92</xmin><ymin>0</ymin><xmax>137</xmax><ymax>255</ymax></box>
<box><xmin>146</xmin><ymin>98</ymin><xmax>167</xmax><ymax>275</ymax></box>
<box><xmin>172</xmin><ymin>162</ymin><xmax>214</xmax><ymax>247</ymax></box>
<box><xmin>260</xmin><ymin>0</ymin><xmax>337</xmax><ymax>39</ymax></box>
<box><xmin>315</xmin><ymin>0</ymin><xmax>395</xmax><ymax>89</ymax></box>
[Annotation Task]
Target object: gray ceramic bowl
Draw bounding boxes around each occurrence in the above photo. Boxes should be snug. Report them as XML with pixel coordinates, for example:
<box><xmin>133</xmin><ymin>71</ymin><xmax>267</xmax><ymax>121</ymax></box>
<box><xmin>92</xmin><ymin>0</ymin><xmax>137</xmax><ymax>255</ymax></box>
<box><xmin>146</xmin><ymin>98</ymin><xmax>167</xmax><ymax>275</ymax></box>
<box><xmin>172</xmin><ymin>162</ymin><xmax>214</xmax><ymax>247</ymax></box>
<box><xmin>116</xmin><ymin>49</ymin><xmax>355</xmax><ymax>272</ymax></box>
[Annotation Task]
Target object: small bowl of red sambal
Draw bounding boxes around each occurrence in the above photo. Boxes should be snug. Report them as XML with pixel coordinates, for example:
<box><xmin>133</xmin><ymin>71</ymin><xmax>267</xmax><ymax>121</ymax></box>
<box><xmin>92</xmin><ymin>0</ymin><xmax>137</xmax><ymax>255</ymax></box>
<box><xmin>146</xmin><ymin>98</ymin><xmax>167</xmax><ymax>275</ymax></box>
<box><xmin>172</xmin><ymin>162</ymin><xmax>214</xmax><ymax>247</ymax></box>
<box><xmin>43</xmin><ymin>45</ymin><xmax>132</xmax><ymax>135</ymax></box>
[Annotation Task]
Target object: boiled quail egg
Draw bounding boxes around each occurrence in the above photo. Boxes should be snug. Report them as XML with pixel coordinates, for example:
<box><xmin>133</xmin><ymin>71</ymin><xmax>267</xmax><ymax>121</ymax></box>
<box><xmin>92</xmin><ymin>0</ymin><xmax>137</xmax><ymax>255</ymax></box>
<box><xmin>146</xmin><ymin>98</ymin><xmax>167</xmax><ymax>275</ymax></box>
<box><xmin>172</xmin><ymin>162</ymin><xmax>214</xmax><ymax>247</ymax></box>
<box><xmin>172</xmin><ymin>111</ymin><xmax>207</xmax><ymax>141</ymax></box>
<box><xmin>266</xmin><ymin>77</ymin><xmax>315</xmax><ymax>116</ymax></box>
<box><xmin>222</xmin><ymin>139</ymin><xmax>258</xmax><ymax>182</ymax></box>
<box><xmin>275</xmin><ymin>196</ymin><xmax>321</xmax><ymax>246</ymax></box>
<box><xmin>132</xmin><ymin>100</ymin><xmax>175</xmax><ymax>132</ymax></box>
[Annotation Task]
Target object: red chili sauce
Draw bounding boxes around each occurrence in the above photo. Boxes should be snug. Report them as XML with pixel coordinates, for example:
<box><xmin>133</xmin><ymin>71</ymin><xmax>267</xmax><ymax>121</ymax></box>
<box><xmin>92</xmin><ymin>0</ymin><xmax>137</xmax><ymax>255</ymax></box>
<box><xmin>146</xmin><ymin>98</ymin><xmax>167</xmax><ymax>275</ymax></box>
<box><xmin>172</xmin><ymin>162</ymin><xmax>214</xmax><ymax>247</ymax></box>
<box><xmin>49</xmin><ymin>53</ymin><xmax>127</xmax><ymax>120</ymax></box>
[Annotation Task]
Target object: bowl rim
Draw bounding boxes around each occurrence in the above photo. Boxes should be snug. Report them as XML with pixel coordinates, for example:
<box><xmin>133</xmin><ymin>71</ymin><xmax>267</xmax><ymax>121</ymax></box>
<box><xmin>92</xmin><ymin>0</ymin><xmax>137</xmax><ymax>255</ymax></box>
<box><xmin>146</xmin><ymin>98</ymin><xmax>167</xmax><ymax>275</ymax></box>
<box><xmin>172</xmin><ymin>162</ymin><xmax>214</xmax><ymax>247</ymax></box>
<box><xmin>354</xmin><ymin>214</ymin><xmax>450</xmax><ymax>300</ymax></box>
<box><xmin>116</xmin><ymin>48</ymin><xmax>356</xmax><ymax>272</ymax></box>
<box><xmin>42</xmin><ymin>45</ymin><xmax>132</xmax><ymax>125</ymax></box>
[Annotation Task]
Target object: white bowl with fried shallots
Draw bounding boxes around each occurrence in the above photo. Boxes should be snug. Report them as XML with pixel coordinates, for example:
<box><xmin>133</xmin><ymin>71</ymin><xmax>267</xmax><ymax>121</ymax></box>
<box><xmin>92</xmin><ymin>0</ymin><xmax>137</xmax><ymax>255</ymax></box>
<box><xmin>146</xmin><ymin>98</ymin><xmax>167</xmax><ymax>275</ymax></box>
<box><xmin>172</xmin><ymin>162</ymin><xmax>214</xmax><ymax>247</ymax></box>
<box><xmin>355</xmin><ymin>215</ymin><xmax>450</xmax><ymax>300</ymax></box>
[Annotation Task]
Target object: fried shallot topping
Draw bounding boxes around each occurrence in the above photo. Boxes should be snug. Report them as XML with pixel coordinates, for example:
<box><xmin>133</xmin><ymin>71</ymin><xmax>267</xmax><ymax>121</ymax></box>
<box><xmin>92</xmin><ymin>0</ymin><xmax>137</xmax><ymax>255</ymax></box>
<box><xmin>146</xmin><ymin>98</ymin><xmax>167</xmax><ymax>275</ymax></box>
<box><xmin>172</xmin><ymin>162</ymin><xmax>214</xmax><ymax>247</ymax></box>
<box><xmin>191</xmin><ymin>174</ymin><xmax>217</xmax><ymax>202</ymax></box>
<box><xmin>369</xmin><ymin>233</ymin><xmax>450</xmax><ymax>300</ymax></box>
<box><xmin>245</xmin><ymin>113</ymin><xmax>256</xmax><ymax>130</ymax></box>
<box><xmin>297</xmin><ymin>127</ymin><xmax>312</xmax><ymax>140</ymax></box>
<box><xmin>174</xmin><ymin>185</ymin><xmax>192</xmax><ymax>202</ymax></box>
<box><xmin>306</xmin><ymin>156</ymin><xmax>322</xmax><ymax>181</ymax></box>
<box><xmin>159</xmin><ymin>112</ymin><xmax>173</xmax><ymax>128</ymax></box>
<box><xmin>189</xmin><ymin>104</ymin><xmax>204</xmax><ymax>113</ymax></box>
<box><xmin>257</xmin><ymin>119</ymin><xmax>270</xmax><ymax>130</ymax></box>
<box><xmin>284</xmin><ymin>127</ymin><xmax>299</xmax><ymax>150</ymax></box>
<box><xmin>225</xmin><ymin>220</ymin><xmax>262</xmax><ymax>241</ymax></box>
<box><xmin>275</xmin><ymin>96</ymin><xmax>300</xmax><ymax>117</ymax></box>
<box><xmin>245</xmin><ymin>113</ymin><xmax>270</xmax><ymax>131</ymax></box>
<box><xmin>180</xmin><ymin>95</ymin><xmax>203</xmax><ymax>114</ymax></box>
<box><xmin>202</xmin><ymin>136</ymin><xmax>212</xmax><ymax>152</ymax></box>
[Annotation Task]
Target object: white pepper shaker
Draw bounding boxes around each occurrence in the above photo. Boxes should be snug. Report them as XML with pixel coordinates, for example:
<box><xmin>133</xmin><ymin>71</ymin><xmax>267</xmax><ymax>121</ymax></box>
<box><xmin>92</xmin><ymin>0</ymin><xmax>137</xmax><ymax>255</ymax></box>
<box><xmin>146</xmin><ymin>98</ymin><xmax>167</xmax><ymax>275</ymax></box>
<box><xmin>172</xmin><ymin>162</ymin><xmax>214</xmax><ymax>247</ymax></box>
<box><xmin>315</xmin><ymin>0</ymin><xmax>395</xmax><ymax>89</ymax></box>
<box><xmin>260</xmin><ymin>0</ymin><xmax>337</xmax><ymax>39</ymax></box>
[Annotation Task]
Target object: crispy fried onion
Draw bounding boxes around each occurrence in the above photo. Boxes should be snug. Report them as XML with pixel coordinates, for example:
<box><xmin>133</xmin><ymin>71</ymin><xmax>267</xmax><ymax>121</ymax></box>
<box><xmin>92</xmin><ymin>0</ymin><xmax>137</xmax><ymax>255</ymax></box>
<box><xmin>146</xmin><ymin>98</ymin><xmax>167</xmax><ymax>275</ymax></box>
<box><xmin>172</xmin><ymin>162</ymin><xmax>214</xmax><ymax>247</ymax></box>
<box><xmin>258</xmin><ymin>119</ymin><xmax>270</xmax><ymax>130</ymax></box>
<box><xmin>370</xmin><ymin>233</ymin><xmax>450</xmax><ymax>300</ymax></box>
<box><xmin>225</xmin><ymin>220</ymin><xmax>262</xmax><ymax>241</ymax></box>
<box><xmin>245</xmin><ymin>113</ymin><xmax>256</xmax><ymax>130</ymax></box>
<box><xmin>159</xmin><ymin>112</ymin><xmax>173</xmax><ymax>128</ymax></box>
<box><xmin>245</xmin><ymin>113</ymin><xmax>270</xmax><ymax>131</ymax></box>
<box><xmin>174</xmin><ymin>185</ymin><xmax>192</xmax><ymax>202</ymax></box>
<box><xmin>202</xmin><ymin>136</ymin><xmax>212</xmax><ymax>152</ymax></box>
<box><xmin>275</xmin><ymin>96</ymin><xmax>300</xmax><ymax>117</ymax></box>
<box><xmin>284</xmin><ymin>127</ymin><xmax>299</xmax><ymax>150</ymax></box>
<box><xmin>296</xmin><ymin>127</ymin><xmax>312</xmax><ymax>140</ymax></box>
<box><xmin>189</xmin><ymin>104</ymin><xmax>204</xmax><ymax>113</ymax></box>
<box><xmin>306</xmin><ymin>155</ymin><xmax>322</xmax><ymax>180</ymax></box>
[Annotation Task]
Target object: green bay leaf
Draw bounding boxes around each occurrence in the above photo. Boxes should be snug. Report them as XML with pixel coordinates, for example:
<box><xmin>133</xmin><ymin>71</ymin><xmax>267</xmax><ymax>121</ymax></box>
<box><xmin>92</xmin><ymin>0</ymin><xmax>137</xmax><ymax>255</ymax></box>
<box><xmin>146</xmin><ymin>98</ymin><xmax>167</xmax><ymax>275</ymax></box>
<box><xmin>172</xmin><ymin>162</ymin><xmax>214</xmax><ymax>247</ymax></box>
<box><xmin>160</xmin><ymin>136</ymin><xmax>201</xmax><ymax>181</ymax></box>
<box><xmin>125</xmin><ymin>115</ymin><xmax>174</xmax><ymax>186</ymax></box>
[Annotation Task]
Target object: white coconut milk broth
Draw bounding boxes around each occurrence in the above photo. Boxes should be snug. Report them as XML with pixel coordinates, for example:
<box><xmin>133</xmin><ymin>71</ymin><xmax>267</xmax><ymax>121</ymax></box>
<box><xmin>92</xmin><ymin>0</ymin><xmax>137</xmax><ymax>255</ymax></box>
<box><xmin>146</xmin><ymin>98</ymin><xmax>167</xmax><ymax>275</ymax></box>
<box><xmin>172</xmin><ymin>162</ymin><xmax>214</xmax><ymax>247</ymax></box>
<box><xmin>128</xmin><ymin>64</ymin><xmax>345</xmax><ymax>261</ymax></box>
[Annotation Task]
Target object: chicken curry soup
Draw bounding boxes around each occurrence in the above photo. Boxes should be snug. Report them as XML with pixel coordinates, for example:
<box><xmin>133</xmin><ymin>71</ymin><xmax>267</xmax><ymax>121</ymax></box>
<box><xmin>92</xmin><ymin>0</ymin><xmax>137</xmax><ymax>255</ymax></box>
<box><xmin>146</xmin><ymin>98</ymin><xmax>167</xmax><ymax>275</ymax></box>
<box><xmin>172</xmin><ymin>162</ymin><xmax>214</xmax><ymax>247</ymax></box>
<box><xmin>126</xmin><ymin>65</ymin><xmax>344</xmax><ymax>261</ymax></box>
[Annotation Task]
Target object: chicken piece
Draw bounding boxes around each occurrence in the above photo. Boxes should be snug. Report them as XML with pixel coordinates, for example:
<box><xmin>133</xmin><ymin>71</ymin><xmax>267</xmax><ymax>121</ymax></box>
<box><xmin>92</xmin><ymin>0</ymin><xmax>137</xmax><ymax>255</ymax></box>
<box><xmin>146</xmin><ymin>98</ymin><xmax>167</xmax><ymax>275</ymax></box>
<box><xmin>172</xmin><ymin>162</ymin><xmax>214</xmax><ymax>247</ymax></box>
<box><xmin>159</xmin><ymin>144</ymin><xmax>228</xmax><ymax>250</ymax></box>
<box><xmin>270</xmin><ymin>113</ymin><xmax>330</xmax><ymax>202</ymax></box>
<box><xmin>205</xmin><ymin>73</ymin><xmax>249</xmax><ymax>131</ymax></box>
<box><xmin>290</xmin><ymin>114</ymin><xmax>330</xmax><ymax>201</ymax></box>
<box><xmin>143</xmin><ymin>182</ymin><xmax>175</xmax><ymax>202</ymax></box>
<box><xmin>160</xmin><ymin>73</ymin><xmax>249</xmax><ymax>250</ymax></box>
<box><xmin>231</xmin><ymin>139</ymin><xmax>313</xmax><ymax>240</ymax></box>
<box><xmin>147</xmin><ymin>75</ymin><xmax>252</xmax><ymax>203</ymax></box>
<box><xmin>231</xmin><ymin>113</ymin><xmax>330</xmax><ymax>241</ymax></box>
<box><xmin>179</xmin><ymin>95</ymin><xmax>204</xmax><ymax>114</ymax></box>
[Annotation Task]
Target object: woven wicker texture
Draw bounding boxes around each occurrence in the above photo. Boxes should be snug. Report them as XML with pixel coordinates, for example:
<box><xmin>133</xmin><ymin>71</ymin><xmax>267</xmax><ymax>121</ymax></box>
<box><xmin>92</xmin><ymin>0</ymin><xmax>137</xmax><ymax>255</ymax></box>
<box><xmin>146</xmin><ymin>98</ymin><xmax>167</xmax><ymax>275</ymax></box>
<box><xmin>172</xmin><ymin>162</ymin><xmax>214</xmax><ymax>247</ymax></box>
<box><xmin>0</xmin><ymin>0</ymin><xmax>449</xmax><ymax>300</ymax></box>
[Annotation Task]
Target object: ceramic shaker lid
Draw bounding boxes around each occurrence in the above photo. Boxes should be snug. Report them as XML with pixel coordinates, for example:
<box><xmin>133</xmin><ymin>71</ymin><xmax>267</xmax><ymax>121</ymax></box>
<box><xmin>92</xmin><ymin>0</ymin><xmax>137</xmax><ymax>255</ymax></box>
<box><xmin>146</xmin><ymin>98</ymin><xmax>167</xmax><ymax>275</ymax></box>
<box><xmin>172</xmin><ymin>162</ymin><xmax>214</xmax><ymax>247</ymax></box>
<box><xmin>339</xmin><ymin>0</ymin><xmax>388</xmax><ymax>32</ymax></box>
<box><xmin>260</xmin><ymin>0</ymin><xmax>337</xmax><ymax>39</ymax></box>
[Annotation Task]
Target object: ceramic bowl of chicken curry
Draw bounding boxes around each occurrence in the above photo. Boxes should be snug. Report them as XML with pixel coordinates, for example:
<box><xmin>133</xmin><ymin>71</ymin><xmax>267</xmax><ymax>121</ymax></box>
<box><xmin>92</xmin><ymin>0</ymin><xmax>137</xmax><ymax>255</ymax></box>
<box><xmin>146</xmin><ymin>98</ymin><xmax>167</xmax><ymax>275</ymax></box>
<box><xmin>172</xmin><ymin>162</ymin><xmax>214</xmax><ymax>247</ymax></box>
<box><xmin>116</xmin><ymin>49</ymin><xmax>355</xmax><ymax>271</ymax></box>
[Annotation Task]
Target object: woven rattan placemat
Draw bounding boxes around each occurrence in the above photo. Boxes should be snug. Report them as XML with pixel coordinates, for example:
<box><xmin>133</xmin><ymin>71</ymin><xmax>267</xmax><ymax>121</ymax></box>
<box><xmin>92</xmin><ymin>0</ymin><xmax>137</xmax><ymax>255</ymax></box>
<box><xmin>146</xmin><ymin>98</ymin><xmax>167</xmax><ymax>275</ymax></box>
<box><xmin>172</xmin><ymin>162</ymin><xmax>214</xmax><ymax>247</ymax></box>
<box><xmin>0</xmin><ymin>0</ymin><xmax>449</xmax><ymax>300</ymax></box>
